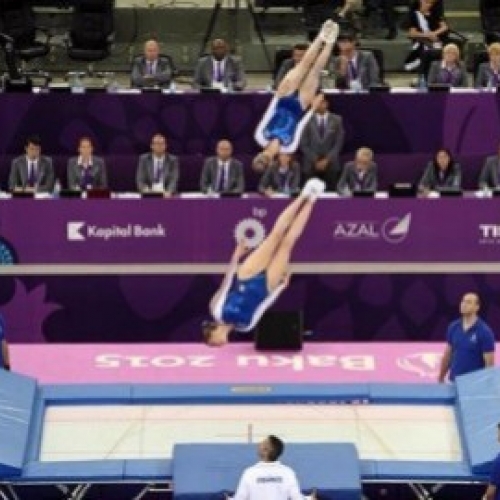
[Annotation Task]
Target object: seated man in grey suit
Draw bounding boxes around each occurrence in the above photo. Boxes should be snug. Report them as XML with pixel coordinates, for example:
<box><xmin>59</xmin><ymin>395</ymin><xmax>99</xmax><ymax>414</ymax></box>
<box><xmin>200</xmin><ymin>140</ymin><xmax>245</xmax><ymax>194</ymax></box>
<box><xmin>418</xmin><ymin>148</ymin><xmax>461</xmax><ymax>195</ymax></box>
<box><xmin>475</xmin><ymin>42</ymin><xmax>500</xmax><ymax>89</ymax></box>
<box><xmin>479</xmin><ymin>142</ymin><xmax>500</xmax><ymax>190</ymax></box>
<box><xmin>274</xmin><ymin>43</ymin><xmax>309</xmax><ymax>89</ymax></box>
<box><xmin>131</xmin><ymin>39</ymin><xmax>176</xmax><ymax>89</ymax></box>
<box><xmin>193</xmin><ymin>38</ymin><xmax>246</xmax><ymax>91</ymax></box>
<box><xmin>427</xmin><ymin>43</ymin><xmax>468</xmax><ymax>88</ymax></box>
<box><xmin>9</xmin><ymin>135</ymin><xmax>55</xmax><ymax>193</ymax></box>
<box><xmin>337</xmin><ymin>147</ymin><xmax>378</xmax><ymax>196</ymax></box>
<box><xmin>67</xmin><ymin>137</ymin><xmax>108</xmax><ymax>191</ymax></box>
<box><xmin>331</xmin><ymin>32</ymin><xmax>379</xmax><ymax>90</ymax></box>
<box><xmin>258</xmin><ymin>153</ymin><xmax>301</xmax><ymax>197</ymax></box>
<box><xmin>136</xmin><ymin>133</ymin><xmax>179</xmax><ymax>195</ymax></box>
<box><xmin>299</xmin><ymin>94</ymin><xmax>345</xmax><ymax>192</ymax></box>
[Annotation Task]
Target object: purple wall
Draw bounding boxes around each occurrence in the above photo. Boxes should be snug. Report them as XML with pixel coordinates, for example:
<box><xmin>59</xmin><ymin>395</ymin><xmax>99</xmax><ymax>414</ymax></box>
<box><xmin>1</xmin><ymin>274</ymin><xmax>500</xmax><ymax>344</ymax></box>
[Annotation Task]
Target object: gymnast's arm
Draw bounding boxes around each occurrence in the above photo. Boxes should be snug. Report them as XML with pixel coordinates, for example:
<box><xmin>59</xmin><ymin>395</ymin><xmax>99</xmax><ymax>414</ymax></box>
<box><xmin>209</xmin><ymin>241</ymin><xmax>249</xmax><ymax>315</ymax></box>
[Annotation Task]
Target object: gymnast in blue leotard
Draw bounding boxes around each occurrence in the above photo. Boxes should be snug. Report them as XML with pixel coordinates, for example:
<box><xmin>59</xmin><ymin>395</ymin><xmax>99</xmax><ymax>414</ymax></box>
<box><xmin>252</xmin><ymin>19</ymin><xmax>339</xmax><ymax>169</ymax></box>
<box><xmin>203</xmin><ymin>177</ymin><xmax>326</xmax><ymax>347</ymax></box>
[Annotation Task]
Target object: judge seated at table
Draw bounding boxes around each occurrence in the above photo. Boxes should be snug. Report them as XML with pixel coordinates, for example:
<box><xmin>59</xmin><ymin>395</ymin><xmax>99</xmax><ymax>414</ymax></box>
<box><xmin>475</xmin><ymin>42</ymin><xmax>500</xmax><ymax>89</ymax></box>
<box><xmin>258</xmin><ymin>153</ymin><xmax>301</xmax><ymax>197</ymax></box>
<box><xmin>192</xmin><ymin>38</ymin><xmax>247</xmax><ymax>91</ymax></box>
<box><xmin>478</xmin><ymin>142</ymin><xmax>500</xmax><ymax>191</ymax></box>
<box><xmin>418</xmin><ymin>148</ymin><xmax>461</xmax><ymax>195</ymax></box>
<box><xmin>130</xmin><ymin>39</ymin><xmax>176</xmax><ymax>89</ymax></box>
<box><xmin>136</xmin><ymin>133</ymin><xmax>179</xmax><ymax>195</ymax></box>
<box><xmin>9</xmin><ymin>135</ymin><xmax>55</xmax><ymax>194</ymax></box>
<box><xmin>67</xmin><ymin>137</ymin><xmax>108</xmax><ymax>192</ymax></box>
<box><xmin>337</xmin><ymin>147</ymin><xmax>378</xmax><ymax>196</ymax></box>
<box><xmin>427</xmin><ymin>43</ymin><xmax>468</xmax><ymax>87</ymax></box>
<box><xmin>199</xmin><ymin>139</ymin><xmax>244</xmax><ymax>195</ymax></box>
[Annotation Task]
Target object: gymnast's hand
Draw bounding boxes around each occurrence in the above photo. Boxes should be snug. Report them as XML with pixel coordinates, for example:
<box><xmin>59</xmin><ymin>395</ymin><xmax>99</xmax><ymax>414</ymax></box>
<box><xmin>233</xmin><ymin>239</ymin><xmax>251</xmax><ymax>260</ymax></box>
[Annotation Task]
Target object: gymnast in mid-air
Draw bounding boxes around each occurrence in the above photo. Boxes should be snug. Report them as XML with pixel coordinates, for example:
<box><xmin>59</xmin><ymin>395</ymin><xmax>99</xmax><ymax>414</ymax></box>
<box><xmin>252</xmin><ymin>19</ymin><xmax>339</xmax><ymax>171</ymax></box>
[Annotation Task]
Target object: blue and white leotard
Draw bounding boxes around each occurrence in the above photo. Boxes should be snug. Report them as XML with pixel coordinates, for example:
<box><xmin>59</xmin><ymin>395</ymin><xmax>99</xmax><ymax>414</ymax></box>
<box><xmin>254</xmin><ymin>92</ymin><xmax>315</xmax><ymax>154</ymax></box>
<box><xmin>211</xmin><ymin>268</ymin><xmax>286</xmax><ymax>332</ymax></box>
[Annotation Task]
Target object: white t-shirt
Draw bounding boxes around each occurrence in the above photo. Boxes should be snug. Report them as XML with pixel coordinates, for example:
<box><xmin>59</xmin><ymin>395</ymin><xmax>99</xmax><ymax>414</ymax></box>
<box><xmin>230</xmin><ymin>461</ymin><xmax>310</xmax><ymax>500</ymax></box>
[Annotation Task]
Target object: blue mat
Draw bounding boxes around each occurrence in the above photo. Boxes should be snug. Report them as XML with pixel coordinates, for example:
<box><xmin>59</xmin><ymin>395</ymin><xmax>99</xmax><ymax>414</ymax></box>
<box><xmin>172</xmin><ymin>443</ymin><xmax>361</xmax><ymax>500</ymax></box>
<box><xmin>455</xmin><ymin>367</ymin><xmax>500</xmax><ymax>475</ymax></box>
<box><xmin>0</xmin><ymin>370</ymin><xmax>37</xmax><ymax>477</ymax></box>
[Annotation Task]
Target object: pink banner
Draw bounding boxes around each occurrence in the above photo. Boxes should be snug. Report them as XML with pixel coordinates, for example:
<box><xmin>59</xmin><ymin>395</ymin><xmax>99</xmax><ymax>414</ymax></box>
<box><xmin>10</xmin><ymin>343</ymin><xmax>499</xmax><ymax>384</ymax></box>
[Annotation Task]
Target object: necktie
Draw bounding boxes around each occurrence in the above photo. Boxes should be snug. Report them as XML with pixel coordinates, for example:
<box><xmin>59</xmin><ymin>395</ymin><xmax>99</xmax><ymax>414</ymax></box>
<box><xmin>154</xmin><ymin>160</ymin><xmax>162</xmax><ymax>183</ymax></box>
<box><xmin>444</xmin><ymin>68</ymin><xmax>453</xmax><ymax>84</ymax></box>
<box><xmin>216</xmin><ymin>61</ymin><xmax>223</xmax><ymax>82</ymax></box>
<box><xmin>81</xmin><ymin>165</ymin><xmax>93</xmax><ymax>190</ymax></box>
<box><xmin>28</xmin><ymin>162</ymin><xmax>36</xmax><ymax>187</ymax></box>
<box><xmin>279</xmin><ymin>170</ymin><xmax>288</xmax><ymax>191</ymax></box>
<box><xmin>348</xmin><ymin>60</ymin><xmax>358</xmax><ymax>81</ymax></box>
<box><xmin>318</xmin><ymin>117</ymin><xmax>326</xmax><ymax>139</ymax></box>
<box><xmin>148</xmin><ymin>61</ymin><xmax>154</xmax><ymax>75</ymax></box>
<box><xmin>216</xmin><ymin>163</ymin><xmax>225</xmax><ymax>192</ymax></box>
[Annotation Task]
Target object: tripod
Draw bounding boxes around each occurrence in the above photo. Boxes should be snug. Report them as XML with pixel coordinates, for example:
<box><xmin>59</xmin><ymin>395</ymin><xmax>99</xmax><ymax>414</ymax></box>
<box><xmin>198</xmin><ymin>0</ymin><xmax>273</xmax><ymax>71</ymax></box>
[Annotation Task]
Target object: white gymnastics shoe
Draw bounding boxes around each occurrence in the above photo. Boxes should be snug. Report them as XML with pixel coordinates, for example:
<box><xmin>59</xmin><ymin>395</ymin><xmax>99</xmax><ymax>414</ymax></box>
<box><xmin>319</xmin><ymin>20</ymin><xmax>340</xmax><ymax>45</ymax></box>
<box><xmin>301</xmin><ymin>178</ymin><xmax>326</xmax><ymax>200</ymax></box>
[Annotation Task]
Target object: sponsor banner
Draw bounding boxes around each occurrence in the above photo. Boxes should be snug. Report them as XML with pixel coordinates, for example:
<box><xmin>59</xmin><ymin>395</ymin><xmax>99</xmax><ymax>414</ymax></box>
<box><xmin>11</xmin><ymin>342</ymin><xmax>499</xmax><ymax>384</ymax></box>
<box><xmin>3</xmin><ymin>199</ymin><xmax>500</xmax><ymax>264</ymax></box>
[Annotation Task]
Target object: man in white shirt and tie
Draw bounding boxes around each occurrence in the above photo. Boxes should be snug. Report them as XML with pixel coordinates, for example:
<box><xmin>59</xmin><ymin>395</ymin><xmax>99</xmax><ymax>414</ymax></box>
<box><xmin>200</xmin><ymin>139</ymin><xmax>245</xmax><ymax>194</ymax></box>
<box><xmin>8</xmin><ymin>135</ymin><xmax>55</xmax><ymax>193</ymax></box>
<box><xmin>136</xmin><ymin>133</ymin><xmax>179</xmax><ymax>195</ymax></box>
<box><xmin>193</xmin><ymin>38</ymin><xmax>247</xmax><ymax>90</ymax></box>
<box><xmin>227</xmin><ymin>435</ymin><xmax>317</xmax><ymax>500</ymax></box>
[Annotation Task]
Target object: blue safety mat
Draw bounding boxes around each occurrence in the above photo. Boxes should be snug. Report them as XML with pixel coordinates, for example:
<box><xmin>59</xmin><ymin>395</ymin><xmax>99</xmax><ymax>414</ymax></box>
<box><xmin>0</xmin><ymin>370</ymin><xmax>37</xmax><ymax>476</ymax></box>
<box><xmin>455</xmin><ymin>367</ymin><xmax>500</xmax><ymax>475</ymax></box>
<box><xmin>172</xmin><ymin>443</ymin><xmax>361</xmax><ymax>500</ymax></box>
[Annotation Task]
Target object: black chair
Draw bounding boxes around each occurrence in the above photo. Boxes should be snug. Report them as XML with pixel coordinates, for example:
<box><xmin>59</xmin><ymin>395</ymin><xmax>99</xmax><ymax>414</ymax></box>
<box><xmin>0</xmin><ymin>0</ymin><xmax>50</xmax><ymax>63</ymax></box>
<box><xmin>480</xmin><ymin>0</ymin><xmax>500</xmax><ymax>45</ymax></box>
<box><xmin>273</xmin><ymin>48</ymin><xmax>292</xmax><ymax>81</ymax></box>
<box><xmin>66</xmin><ymin>0</ymin><xmax>115</xmax><ymax>61</ymax></box>
<box><xmin>473</xmin><ymin>49</ymin><xmax>489</xmax><ymax>83</ymax></box>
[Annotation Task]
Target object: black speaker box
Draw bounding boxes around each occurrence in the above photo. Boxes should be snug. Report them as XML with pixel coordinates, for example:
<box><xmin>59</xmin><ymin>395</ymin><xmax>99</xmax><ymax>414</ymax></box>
<box><xmin>254</xmin><ymin>310</ymin><xmax>303</xmax><ymax>351</ymax></box>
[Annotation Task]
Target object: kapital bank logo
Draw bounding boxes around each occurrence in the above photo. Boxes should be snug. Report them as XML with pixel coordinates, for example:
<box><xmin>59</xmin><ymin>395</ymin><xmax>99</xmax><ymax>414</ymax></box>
<box><xmin>333</xmin><ymin>213</ymin><xmax>412</xmax><ymax>244</ymax></box>
<box><xmin>67</xmin><ymin>221</ymin><xmax>167</xmax><ymax>242</ymax></box>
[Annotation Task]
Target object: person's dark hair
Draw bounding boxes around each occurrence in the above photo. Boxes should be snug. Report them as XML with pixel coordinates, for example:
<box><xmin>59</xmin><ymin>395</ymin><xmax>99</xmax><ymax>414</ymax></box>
<box><xmin>202</xmin><ymin>320</ymin><xmax>218</xmax><ymax>344</ymax></box>
<box><xmin>432</xmin><ymin>147</ymin><xmax>455</xmax><ymax>176</ymax></box>
<box><xmin>267</xmin><ymin>435</ymin><xmax>284</xmax><ymax>461</ymax></box>
<box><xmin>293</xmin><ymin>43</ymin><xmax>309</xmax><ymax>52</ymax></box>
<box><xmin>25</xmin><ymin>135</ymin><xmax>41</xmax><ymax>148</ymax></box>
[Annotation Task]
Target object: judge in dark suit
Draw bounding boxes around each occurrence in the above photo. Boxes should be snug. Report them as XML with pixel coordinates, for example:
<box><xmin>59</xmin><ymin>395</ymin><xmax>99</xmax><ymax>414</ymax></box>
<box><xmin>136</xmin><ymin>134</ymin><xmax>179</xmax><ymax>195</ymax></box>
<box><xmin>9</xmin><ymin>135</ymin><xmax>55</xmax><ymax>193</ymax></box>
<box><xmin>299</xmin><ymin>94</ymin><xmax>345</xmax><ymax>191</ymax></box>
<box><xmin>475</xmin><ymin>42</ymin><xmax>500</xmax><ymax>89</ymax></box>
<box><xmin>338</xmin><ymin>147</ymin><xmax>378</xmax><ymax>196</ymax></box>
<box><xmin>479</xmin><ymin>144</ymin><xmax>500</xmax><ymax>190</ymax></box>
<box><xmin>274</xmin><ymin>43</ymin><xmax>309</xmax><ymax>89</ymax></box>
<box><xmin>130</xmin><ymin>39</ymin><xmax>176</xmax><ymax>89</ymax></box>
<box><xmin>200</xmin><ymin>140</ymin><xmax>245</xmax><ymax>194</ymax></box>
<box><xmin>258</xmin><ymin>153</ymin><xmax>301</xmax><ymax>197</ymax></box>
<box><xmin>427</xmin><ymin>43</ymin><xmax>468</xmax><ymax>87</ymax></box>
<box><xmin>418</xmin><ymin>148</ymin><xmax>461</xmax><ymax>194</ymax></box>
<box><xmin>67</xmin><ymin>137</ymin><xmax>108</xmax><ymax>191</ymax></box>
<box><xmin>331</xmin><ymin>32</ymin><xmax>380</xmax><ymax>90</ymax></box>
<box><xmin>193</xmin><ymin>38</ymin><xmax>246</xmax><ymax>90</ymax></box>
